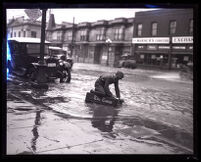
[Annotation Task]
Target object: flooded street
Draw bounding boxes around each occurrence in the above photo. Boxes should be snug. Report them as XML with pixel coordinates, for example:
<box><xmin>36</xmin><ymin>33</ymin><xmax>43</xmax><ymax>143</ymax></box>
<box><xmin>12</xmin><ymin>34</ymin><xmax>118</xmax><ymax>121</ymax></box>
<box><xmin>7</xmin><ymin>63</ymin><xmax>193</xmax><ymax>154</ymax></box>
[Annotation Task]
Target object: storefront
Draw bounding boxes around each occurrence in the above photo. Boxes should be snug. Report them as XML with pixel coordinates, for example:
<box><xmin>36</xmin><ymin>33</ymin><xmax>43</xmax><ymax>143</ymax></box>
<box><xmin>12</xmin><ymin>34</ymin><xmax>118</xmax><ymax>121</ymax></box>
<box><xmin>171</xmin><ymin>36</ymin><xmax>193</xmax><ymax>69</ymax></box>
<box><xmin>132</xmin><ymin>36</ymin><xmax>193</xmax><ymax>69</ymax></box>
<box><xmin>132</xmin><ymin>37</ymin><xmax>170</xmax><ymax>69</ymax></box>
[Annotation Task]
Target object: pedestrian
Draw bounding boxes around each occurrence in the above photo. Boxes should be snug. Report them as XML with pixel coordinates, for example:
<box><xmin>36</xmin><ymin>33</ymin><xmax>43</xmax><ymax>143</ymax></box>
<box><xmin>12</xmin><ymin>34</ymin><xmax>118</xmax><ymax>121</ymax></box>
<box><xmin>94</xmin><ymin>71</ymin><xmax>124</xmax><ymax>99</ymax></box>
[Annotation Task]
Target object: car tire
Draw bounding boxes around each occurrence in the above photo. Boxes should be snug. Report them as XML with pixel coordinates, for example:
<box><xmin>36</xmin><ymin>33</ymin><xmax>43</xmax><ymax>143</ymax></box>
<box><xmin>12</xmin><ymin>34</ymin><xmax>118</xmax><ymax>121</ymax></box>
<box><xmin>60</xmin><ymin>69</ymin><xmax>71</xmax><ymax>83</ymax></box>
<box><xmin>27</xmin><ymin>67</ymin><xmax>37</xmax><ymax>81</ymax></box>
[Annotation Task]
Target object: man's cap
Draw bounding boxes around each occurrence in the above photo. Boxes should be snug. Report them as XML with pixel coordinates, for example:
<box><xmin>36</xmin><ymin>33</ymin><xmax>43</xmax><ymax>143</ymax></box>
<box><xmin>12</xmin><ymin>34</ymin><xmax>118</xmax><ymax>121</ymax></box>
<box><xmin>116</xmin><ymin>71</ymin><xmax>124</xmax><ymax>78</ymax></box>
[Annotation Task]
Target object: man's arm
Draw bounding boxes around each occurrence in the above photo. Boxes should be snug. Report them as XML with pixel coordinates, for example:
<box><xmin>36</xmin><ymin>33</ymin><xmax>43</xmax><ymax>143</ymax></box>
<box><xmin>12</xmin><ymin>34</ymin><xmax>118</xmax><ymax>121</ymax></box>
<box><xmin>114</xmin><ymin>80</ymin><xmax>120</xmax><ymax>98</ymax></box>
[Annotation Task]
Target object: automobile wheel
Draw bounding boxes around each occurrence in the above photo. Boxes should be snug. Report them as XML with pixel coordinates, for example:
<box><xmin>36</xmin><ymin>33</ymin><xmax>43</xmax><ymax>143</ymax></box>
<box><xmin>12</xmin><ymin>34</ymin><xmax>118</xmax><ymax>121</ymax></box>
<box><xmin>60</xmin><ymin>69</ymin><xmax>71</xmax><ymax>83</ymax></box>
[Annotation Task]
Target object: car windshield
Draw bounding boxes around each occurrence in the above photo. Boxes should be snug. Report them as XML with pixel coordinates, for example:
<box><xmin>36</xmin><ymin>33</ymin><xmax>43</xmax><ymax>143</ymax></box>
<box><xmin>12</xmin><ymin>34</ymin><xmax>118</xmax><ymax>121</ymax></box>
<box><xmin>50</xmin><ymin>49</ymin><xmax>65</xmax><ymax>55</ymax></box>
<box><xmin>26</xmin><ymin>44</ymin><xmax>49</xmax><ymax>55</ymax></box>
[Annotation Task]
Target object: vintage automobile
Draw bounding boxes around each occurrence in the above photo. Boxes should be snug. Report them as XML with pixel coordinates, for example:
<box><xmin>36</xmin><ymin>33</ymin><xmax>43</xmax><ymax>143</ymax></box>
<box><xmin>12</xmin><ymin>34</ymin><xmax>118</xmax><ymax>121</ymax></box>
<box><xmin>7</xmin><ymin>37</ymin><xmax>71</xmax><ymax>83</ymax></box>
<box><xmin>49</xmin><ymin>46</ymin><xmax>73</xmax><ymax>70</ymax></box>
<box><xmin>118</xmin><ymin>54</ymin><xmax>137</xmax><ymax>69</ymax></box>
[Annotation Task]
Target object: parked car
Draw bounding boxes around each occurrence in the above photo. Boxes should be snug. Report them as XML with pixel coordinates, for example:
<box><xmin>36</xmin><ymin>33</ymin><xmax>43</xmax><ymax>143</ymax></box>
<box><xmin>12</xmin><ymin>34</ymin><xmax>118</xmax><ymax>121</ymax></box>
<box><xmin>118</xmin><ymin>54</ymin><xmax>137</xmax><ymax>69</ymax></box>
<box><xmin>49</xmin><ymin>46</ymin><xmax>73</xmax><ymax>70</ymax></box>
<box><xmin>7</xmin><ymin>37</ymin><xmax>71</xmax><ymax>83</ymax></box>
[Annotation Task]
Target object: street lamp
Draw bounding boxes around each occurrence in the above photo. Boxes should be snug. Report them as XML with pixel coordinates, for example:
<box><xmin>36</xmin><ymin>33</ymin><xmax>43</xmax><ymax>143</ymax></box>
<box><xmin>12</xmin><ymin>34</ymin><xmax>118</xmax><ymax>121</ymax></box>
<box><xmin>106</xmin><ymin>38</ymin><xmax>112</xmax><ymax>66</ymax></box>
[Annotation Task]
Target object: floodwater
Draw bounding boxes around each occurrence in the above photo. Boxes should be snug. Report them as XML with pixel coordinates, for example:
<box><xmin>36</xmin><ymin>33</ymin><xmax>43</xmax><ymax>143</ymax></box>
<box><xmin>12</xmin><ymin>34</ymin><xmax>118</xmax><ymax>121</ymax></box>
<box><xmin>6</xmin><ymin>64</ymin><xmax>193</xmax><ymax>154</ymax></box>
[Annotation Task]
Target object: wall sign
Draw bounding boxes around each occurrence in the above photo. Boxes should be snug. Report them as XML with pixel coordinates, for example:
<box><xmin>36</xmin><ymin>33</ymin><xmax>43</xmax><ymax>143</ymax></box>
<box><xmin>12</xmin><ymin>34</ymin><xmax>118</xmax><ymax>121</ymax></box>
<box><xmin>137</xmin><ymin>45</ymin><xmax>145</xmax><ymax>49</ymax></box>
<box><xmin>172</xmin><ymin>46</ymin><xmax>186</xmax><ymax>50</ymax></box>
<box><xmin>158</xmin><ymin>46</ymin><xmax>170</xmax><ymax>49</ymax></box>
<box><xmin>172</xmin><ymin>36</ymin><xmax>193</xmax><ymax>44</ymax></box>
<box><xmin>189</xmin><ymin>46</ymin><xmax>193</xmax><ymax>50</ymax></box>
<box><xmin>132</xmin><ymin>37</ymin><xmax>170</xmax><ymax>44</ymax></box>
<box><xmin>147</xmin><ymin>45</ymin><xmax>157</xmax><ymax>50</ymax></box>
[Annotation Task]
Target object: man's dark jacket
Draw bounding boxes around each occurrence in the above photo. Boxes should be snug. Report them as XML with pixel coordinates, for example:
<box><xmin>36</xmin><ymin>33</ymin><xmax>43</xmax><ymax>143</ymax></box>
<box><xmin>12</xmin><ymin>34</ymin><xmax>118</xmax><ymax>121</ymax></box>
<box><xmin>95</xmin><ymin>74</ymin><xmax>120</xmax><ymax>98</ymax></box>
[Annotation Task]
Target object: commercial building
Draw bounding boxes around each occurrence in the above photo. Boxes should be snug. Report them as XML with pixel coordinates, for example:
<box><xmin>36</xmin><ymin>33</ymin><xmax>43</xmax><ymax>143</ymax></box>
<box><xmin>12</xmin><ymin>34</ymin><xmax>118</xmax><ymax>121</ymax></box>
<box><xmin>133</xmin><ymin>9</ymin><xmax>193</xmax><ymax>69</ymax></box>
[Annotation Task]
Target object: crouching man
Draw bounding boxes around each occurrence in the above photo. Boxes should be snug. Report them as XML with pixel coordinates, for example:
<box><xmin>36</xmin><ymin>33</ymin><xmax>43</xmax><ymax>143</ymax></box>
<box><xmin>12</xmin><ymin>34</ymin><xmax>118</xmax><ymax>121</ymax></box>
<box><xmin>94</xmin><ymin>71</ymin><xmax>124</xmax><ymax>100</ymax></box>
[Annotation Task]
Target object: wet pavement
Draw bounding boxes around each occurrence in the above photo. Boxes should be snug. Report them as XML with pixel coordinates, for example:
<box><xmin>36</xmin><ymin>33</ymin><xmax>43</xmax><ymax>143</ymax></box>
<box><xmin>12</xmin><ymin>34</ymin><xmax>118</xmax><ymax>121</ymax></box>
<box><xmin>6</xmin><ymin>63</ymin><xmax>193</xmax><ymax>154</ymax></box>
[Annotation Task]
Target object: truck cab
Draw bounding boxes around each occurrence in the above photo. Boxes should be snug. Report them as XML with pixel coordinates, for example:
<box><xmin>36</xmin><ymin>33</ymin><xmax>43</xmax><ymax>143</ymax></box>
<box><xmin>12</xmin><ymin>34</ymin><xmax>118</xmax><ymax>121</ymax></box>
<box><xmin>7</xmin><ymin>37</ymin><xmax>71</xmax><ymax>83</ymax></box>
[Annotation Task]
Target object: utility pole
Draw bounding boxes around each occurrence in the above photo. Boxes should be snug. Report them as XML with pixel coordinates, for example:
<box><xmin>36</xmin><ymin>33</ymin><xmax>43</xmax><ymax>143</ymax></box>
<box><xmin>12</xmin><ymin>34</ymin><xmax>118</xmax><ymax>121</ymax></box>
<box><xmin>106</xmin><ymin>38</ymin><xmax>112</xmax><ymax>66</ymax></box>
<box><xmin>131</xmin><ymin>14</ymin><xmax>136</xmax><ymax>58</ymax></box>
<box><xmin>70</xmin><ymin>17</ymin><xmax>75</xmax><ymax>58</ymax></box>
<box><xmin>168</xmin><ymin>36</ymin><xmax>172</xmax><ymax>70</ymax></box>
<box><xmin>39</xmin><ymin>9</ymin><xmax>47</xmax><ymax>65</ymax></box>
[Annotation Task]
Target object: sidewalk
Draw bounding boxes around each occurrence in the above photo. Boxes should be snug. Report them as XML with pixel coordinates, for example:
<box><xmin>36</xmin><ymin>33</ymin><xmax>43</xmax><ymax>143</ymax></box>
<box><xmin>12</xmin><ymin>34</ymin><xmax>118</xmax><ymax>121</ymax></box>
<box><xmin>73</xmin><ymin>63</ymin><xmax>193</xmax><ymax>84</ymax></box>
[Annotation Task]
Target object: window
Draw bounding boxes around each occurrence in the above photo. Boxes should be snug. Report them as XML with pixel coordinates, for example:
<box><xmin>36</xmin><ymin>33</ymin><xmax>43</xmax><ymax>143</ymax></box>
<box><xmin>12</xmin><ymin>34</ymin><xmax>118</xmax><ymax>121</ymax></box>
<box><xmin>10</xmin><ymin>32</ymin><xmax>12</xmax><ymax>38</ymax></box>
<box><xmin>23</xmin><ymin>31</ymin><xmax>26</xmax><ymax>37</ymax></box>
<box><xmin>46</xmin><ymin>33</ymin><xmax>52</xmax><ymax>41</ymax></box>
<box><xmin>31</xmin><ymin>31</ymin><xmax>37</xmax><ymax>38</ymax></box>
<box><xmin>18</xmin><ymin>31</ymin><xmax>21</xmax><ymax>37</ymax></box>
<box><xmin>189</xmin><ymin>19</ymin><xmax>193</xmax><ymax>35</ymax></box>
<box><xmin>114</xmin><ymin>28</ymin><xmax>124</xmax><ymax>40</ymax></box>
<box><xmin>80</xmin><ymin>30</ymin><xmax>87</xmax><ymax>41</ymax></box>
<box><xmin>14</xmin><ymin>32</ymin><xmax>16</xmax><ymax>37</ymax></box>
<box><xmin>52</xmin><ymin>31</ymin><xmax>57</xmax><ymax>40</ymax></box>
<box><xmin>57</xmin><ymin>31</ymin><xmax>62</xmax><ymax>41</ymax></box>
<box><xmin>151</xmin><ymin>22</ymin><xmax>158</xmax><ymax>36</ymax></box>
<box><xmin>137</xmin><ymin>24</ymin><xmax>142</xmax><ymax>36</ymax></box>
<box><xmin>96</xmin><ymin>28</ymin><xmax>105</xmax><ymax>41</ymax></box>
<box><xmin>26</xmin><ymin>44</ymin><xmax>48</xmax><ymax>54</ymax></box>
<box><xmin>65</xmin><ymin>31</ymin><xmax>72</xmax><ymax>41</ymax></box>
<box><xmin>169</xmin><ymin>20</ymin><xmax>176</xmax><ymax>35</ymax></box>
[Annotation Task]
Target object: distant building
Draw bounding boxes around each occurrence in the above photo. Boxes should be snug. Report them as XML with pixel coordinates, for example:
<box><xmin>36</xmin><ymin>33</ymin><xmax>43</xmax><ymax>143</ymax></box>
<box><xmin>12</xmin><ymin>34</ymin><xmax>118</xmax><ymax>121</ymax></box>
<box><xmin>46</xmin><ymin>9</ymin><xmax>193</xmax><ymax>69</ymax></box>
<box><xmin>7</xmin><ymin>16</ymin><xmax>41</xmax><ymax>39</ymax></box>
<box><xmin>7</xmin><ymin>9</ymin><xmax>193</xmax><ymax>70</ymax></box>
<box><xmin>46</xmin><ymin>14</ymin><xmax>134</xmax><ymax>67</ymax></box>
<box><xmin>133</xmin><ymin>9</ymin><xmax>193</xmax><ymax>69</ymax></box>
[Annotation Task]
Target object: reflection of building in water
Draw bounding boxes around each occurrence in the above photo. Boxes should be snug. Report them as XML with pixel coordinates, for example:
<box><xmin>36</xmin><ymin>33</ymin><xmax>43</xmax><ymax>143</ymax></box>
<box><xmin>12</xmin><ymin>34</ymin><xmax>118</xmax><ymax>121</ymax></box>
<box><xmin>91</xmin><ymin>106</ymin><xmax>119</xmax><ymax>132</ymax></box>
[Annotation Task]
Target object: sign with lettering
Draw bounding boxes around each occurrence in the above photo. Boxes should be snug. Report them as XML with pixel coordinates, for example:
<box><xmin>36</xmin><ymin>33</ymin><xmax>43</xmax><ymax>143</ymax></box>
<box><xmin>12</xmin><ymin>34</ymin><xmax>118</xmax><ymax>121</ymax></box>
<box><xmin>132</xmin><ymin>37</ymin><xmax>170</xmax><ymax>44</ymax></box>
<box><xmin>172</xmin><ymin>36</ymin><xmax>193</xmax><ymax>44</ymax></box>
<box><xmin>172</xmin><ymin>46</ymin><xmax>186</xmax><ymax>50</ymax></box>
<box><xmin>147</xmin><ymin>45</ymin><xmax>157</xmax><ymax>50</ymax></box>
<box><xmin>158</xmin><ymin>46</ymin><xmax>170</xmax><ymax>49</ymax></box>
<box><xmin>137</xmin><ymin>45</ymin><xmax>145</xmax><ymax>49</ymax></box>
<box><xmin>189</xmin><ymin>46</ymin><xmax>193</xmax><ymax>50</ymax></box>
